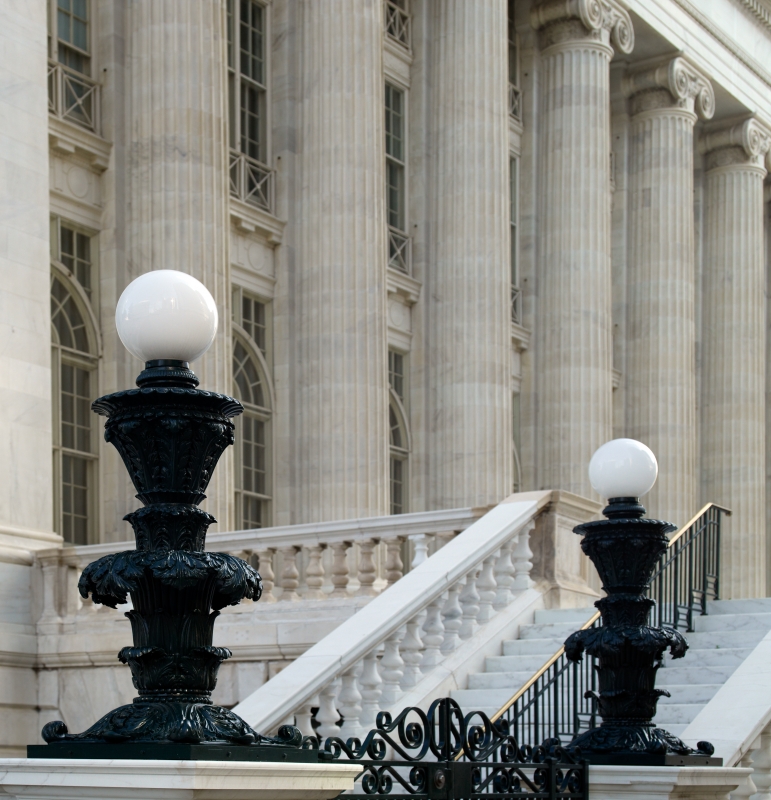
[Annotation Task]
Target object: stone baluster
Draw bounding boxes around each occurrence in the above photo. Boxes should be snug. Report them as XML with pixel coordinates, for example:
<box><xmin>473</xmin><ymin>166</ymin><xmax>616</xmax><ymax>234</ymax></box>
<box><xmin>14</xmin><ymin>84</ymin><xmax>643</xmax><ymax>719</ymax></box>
<box><xmin>458</xmin><ymin>568</ymin><xmax>481</xmax><ymax>640</ymax></box>
<box><xmin>316</xmin><ymin>679</ymin><xmax>342</xmax><ymax>741</ymax></box>
<box><xmin>359</xmin><ymin>649</ymin><xmax>383</xmax><ymax>730</ymax></box>
<box><xmin>623</xmin><ymin>56</ymin><xmax>715</xmax><ymax>525</ymax></box>
<box><xmin>493</xmin><ymin>539</ymin><xmax>516</xmax><ymax>609</ymax></box>
<box><xmin>409</xmin><ymin>533</ymin><xmax>429</xmax><ymax>569</ymax></box>
<box><xmin>384</xmin><ymin>537</ymin><xmax>404</xmax><ymax>587</ymax></box>
<box><xmin>279</xmin><ymin>546</ymin><xmax>300</xmax><ymax>602</ymax></box>
<box><xmin>734</xmin><ymin>746</ymin><xmax>759</xmax><ymax>800</ymax></box>
<box><xmin>530</xmin><ymin>0</ymin><xmax>634</xmax><ymax>496</ymax></box>
<box><xmin>440</xmin><ymin>583</ymin><xmax>464</xmax><ymax>654</ymax></box>
<box><xmin>420</xmin><ymin>594</ymin><xmax>446</xmax><ymax>671</ymax></box>
<box><xmin>329</xmin><ymin>541</ymin><xmax>351</xmax><ymax>598</ymax></box>
<box><xmin>399</xmin><ymin>612</ymin><xmax>425</xmax><ymax>690</ymax></box>
<box><xmin>294</xmin><ymin>698</ymin><xmax>317</xmax><ymax>739</ymax></box>
<box><xmin>750</xmin><ymin>729</ymin><xmax>771</xmax><ymax>800</ymax></box>
<box><xmin>38</xmin><ymin>556</ymin><xmax>61</xmax><ymax>625</ymax></box>
<box><xmin>700</xmin><ymin>117</ymin><xmax>771</xmax><ymax>599</ymax></box>
<box><xmin>255</xmin><ymin>549</ymin><xmax>277</xmax><ymax>603</ymax></box>
<box><xmin>338</xmin><ymin>662</ymin><xmax>364</xmax><ymax>739</ymax></box>
<box><xmin>512</xmin><ymin>525</ymin><xmax>534</xmax><ymax>591</ymax></box>
<box><xmin>304</xmin><ymin>544</ymin><xmax>327</xmax><ymax>600</ymax></box>
<box><xmin>475</xmin><ymin>554</ymin><xmax>498</xmax><ymax>624</ymax></box>
<box><xmin>379</xmin><ymin>626</ymin><xmax>406</xmax><ymax>707</ymax></box>
<box><xmin>356</xmin><ymin>539</ymin><xmax>379</xmax><ymax>597</ymax></box>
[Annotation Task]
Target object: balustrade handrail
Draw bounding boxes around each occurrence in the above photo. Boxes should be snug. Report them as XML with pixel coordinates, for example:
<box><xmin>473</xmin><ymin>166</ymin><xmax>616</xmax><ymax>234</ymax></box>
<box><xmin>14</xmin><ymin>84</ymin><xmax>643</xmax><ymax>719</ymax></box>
<box><xmin>489</xmin><ymin>502</ymin><xmax>730</xmax><ymax>745</ymax></box>
<box><xmin>232</xmin><ymin>493</ymin><xmax>553</xmax><ymax>736</ymax></box>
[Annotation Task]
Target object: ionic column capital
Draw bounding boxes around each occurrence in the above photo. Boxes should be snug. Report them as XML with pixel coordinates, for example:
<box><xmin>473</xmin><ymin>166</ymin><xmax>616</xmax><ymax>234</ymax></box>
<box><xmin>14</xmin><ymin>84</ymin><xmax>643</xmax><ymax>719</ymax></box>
<box><xmin>530</xmin><ymin>0</ymin><xmax>634</xmax><ymax>54</ymax></box>
<box><xmin>624</xmin><ymin>56</ymin><xmax>715</xmax><ymax>120</ymax></box>
<box><xmin>701</xmin><ymin>117</ymin><xmax>771</xmax><ymax>173</ymax></box>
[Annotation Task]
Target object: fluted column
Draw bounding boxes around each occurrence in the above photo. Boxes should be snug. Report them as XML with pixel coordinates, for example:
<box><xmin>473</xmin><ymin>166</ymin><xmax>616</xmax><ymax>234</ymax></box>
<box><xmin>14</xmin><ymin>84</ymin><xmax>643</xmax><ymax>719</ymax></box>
<box><xmin>125</xmin><ymin>1</ymin><xmax>232</xmax><ymax>527</ymax></box>
<box><xmin>531</xmin><ymin>0</ymin><xmax>634</xmax><ymax>497</ymax></box>
<box><xmin>624</xmin><ymin>57</ymin><xmax>715</xmax><ymax>526</ymax></box>
<box><xmin>286</xmin><ymin>0</ymin><xmax>389</xmax><ymax>521</ymax></box>
<box><xmin>701</xmin><ymin>118</ymin><xmax>770</xmax><ymax>598</ymax></box>
<box><xmin>418</xmin><ymin>1</ymin><xmax>511</xmax><ymax>508</ymax></box>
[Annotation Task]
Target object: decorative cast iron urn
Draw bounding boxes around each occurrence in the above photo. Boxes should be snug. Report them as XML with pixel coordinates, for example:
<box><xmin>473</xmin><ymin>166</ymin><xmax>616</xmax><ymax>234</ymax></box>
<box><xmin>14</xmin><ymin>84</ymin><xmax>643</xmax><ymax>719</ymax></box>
<box><xmin>563</xmin><ymin>495</ymin><xmax>717</xmax><ymax>765</ymax></box>
<box><xmin>30</xmin><ymin>272</ymin><xmax>306</xmax><ymax>760</ymax></box>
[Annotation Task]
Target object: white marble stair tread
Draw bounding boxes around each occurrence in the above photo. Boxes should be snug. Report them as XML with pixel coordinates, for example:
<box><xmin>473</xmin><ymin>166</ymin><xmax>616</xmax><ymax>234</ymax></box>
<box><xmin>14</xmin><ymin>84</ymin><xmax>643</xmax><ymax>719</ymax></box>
<box><xmin>468</xmin><ymin>670</ymin><xmax>545</xmax><ymax>690</ymax></box>
<box><xmin>660</xmin><ymin>723</ymin><xmax>688</xmax><ymax>738</ymax></box>
<box><xmin>531</xmin><ymin>607</ymin><xmax>597</xmax><ymax>624</ymax></box>
<box><xmin>688</xmin><ymin>611</ymin><xmax>771</xmax><ymax>633</ymax></box>
<box><xmin>656</xmin><ymin>664</ymin><xmax>738</xmax><ymax>685</ymax></box>
<box><xmin>674</xmin><ymin>629</ymin><xmax>765</xmax><ymax>649</ymax></box>
<box><xmin>451</xmin><ymin>687</ymin><xmax>517</xmax><ymax>710</ymax></box>
<box><xmin>705</xmin><ymin>598</ymin><xmax>771</xmax><ymax>615</ymax></box>
<box><xmin>502</xmin><ymin>637</ymin><xmax>567</xmax><ymax>656</ymax></box>
<box><xmin>485</xmin><ymin>653</ymin><xmax>563</xmax><ymax>672</ymax></box>
<box><xmin>657</xmin><ymin>684</ymin><xmax>723</xmax><ymax>704</ymax></box>
<box><xmin>518</xmin><ymin>621</ymin><xmax>582</xmax><ymax>640</ymax></box>
<box><xmin>653</xmin><ymin>703</ymin><xmax>704</xmax><ymax>725</ymax></box>
<box><xmin>664</xmin><ymin>647</ymin><xmax>754</xmax><ymax>668</ymax></box>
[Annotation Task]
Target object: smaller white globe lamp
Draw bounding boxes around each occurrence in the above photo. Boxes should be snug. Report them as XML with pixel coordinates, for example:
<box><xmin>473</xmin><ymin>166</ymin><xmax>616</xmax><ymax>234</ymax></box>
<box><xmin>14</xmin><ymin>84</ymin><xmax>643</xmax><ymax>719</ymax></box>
<box><xmin>115</xmin><ymin>270</ymin><xmax>218</xmax><ymax>364</ymax></box>
<box><xmin>588</xmin><ymin>438</ymin><xmax>658</xmax><ymax>500</ymax></box>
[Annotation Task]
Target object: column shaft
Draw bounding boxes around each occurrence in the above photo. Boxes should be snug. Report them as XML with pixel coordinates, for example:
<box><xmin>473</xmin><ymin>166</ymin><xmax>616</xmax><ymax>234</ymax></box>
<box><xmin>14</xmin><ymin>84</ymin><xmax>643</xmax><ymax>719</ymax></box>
<box><xmin>533</xmin><ymin>14</ymin><xmax>622</xmax><ymax>497</ymax></box>
<box><xmin>702</xmin><ymin>133</ymin><xmax>768</xmax><ymax>598</ymax></box>
<box><xmin>418</xmin><ymin>0</ymin><xmax>511</xmax><ymax>509</ymax></box>
<box><xmin>125</xmin><ymin>0</ymin><xmax>232</xmax><ymax>526</ymax></box>
<box><xmin>286</xmin><ymin>0</ymin><xmax>389</xmax><ymax>521</ymax></box>
<box><xmin>626</xmin><ymin>104</ymin><xmax>697</xmax><ymax>526</ymax></box>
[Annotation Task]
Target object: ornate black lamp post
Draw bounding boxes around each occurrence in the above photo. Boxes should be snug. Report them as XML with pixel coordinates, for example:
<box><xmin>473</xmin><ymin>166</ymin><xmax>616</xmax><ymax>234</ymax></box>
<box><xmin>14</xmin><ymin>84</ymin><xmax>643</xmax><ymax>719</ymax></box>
<box><xmin>30</xmin><ymin>271</ymin><xmax>307</xmax><ymax>761</ymax></box>
<box><xmin>563</xmin><ymin>439</ymin><xmax>718</xmax><ymax>766</ymax></box>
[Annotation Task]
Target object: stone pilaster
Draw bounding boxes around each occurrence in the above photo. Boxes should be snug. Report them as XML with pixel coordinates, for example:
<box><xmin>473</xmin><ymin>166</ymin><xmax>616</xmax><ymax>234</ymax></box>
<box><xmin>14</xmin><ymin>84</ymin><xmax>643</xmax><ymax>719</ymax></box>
<box><xmin>280</xmin><ymin>0</ymin><xmax>389</xmax><ymax>522</ymax></box>
<box><xmin>414</xmin><ymin>0</ymin><xmax>511</xmax><ymax>509</ymax></box>
<box><xmin>531</xmin><ymin>0</ymin><xmax>634</xmax><ymax>497</ymax></box>
<box><xmin>624</xmin><ymin>57</ymin><xmax>714</xmax><ymax>527</ymax></box>
<box><xmin>124</xmin><ymin>1</ymin><xmax>233</xmax><ymax>528</ymax></box>
<box><xmin>700</xmin><ymin>118</ymin><xmax>770</xmax><ymax>598</ymax></box>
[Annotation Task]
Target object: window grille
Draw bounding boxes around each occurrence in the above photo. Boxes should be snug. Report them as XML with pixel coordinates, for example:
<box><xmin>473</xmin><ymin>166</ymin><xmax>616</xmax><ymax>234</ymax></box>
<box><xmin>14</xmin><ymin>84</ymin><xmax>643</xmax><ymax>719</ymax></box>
<box><xmin>389</xmin><ymin>404</ymin><xmax>408</xmax><ymax>515</ymax></box>
<box><xmin>51</xmin><ymin>267</ymin><xmax>98</xmax><ymax>546</ymax></box>
<box><xmin>233</xmin><ymin>338</ymin><xmax>272</xmax><ymax>530</ymax></box>
<box><xmin>233</xmin><ymin>288</ymin><xmax>268</xmax><ymax>357</ymax></box>
<box><xmin>54</xmin><ymin>0</ymin><xmax>90</xmax><ymax>75</ymax></box>
<box><xmin>508</xmin><ymin>1</ymin><xmax>521</xmax><ymax>121</ymax></box>
<box><xmin>385</xmin><ymin>83</ymin><xmax>411</xmax><ymax>273</ymax></box>
<box><xmin>52</xmin><ymin>219</ymin><xmax>93</xmax><ymax>300</ymax></box>
<box><xmin>510</xmin><ymin>156</ymin><xmax>521</xmax><ymax>324</ymax></box>
<box><xmin>512</xmin><ymin>392</ymin><xmax>522</xmax><ymax>492</ymax></box>
<box><xmin>384</xmin><ymin>0</ymin><xmax>410</xmax><ymax>49</ymax></box>
<box><xmin>388</xmin><ymin>350</ymin><xmax>405</xmax><ymax>402</ymax></box>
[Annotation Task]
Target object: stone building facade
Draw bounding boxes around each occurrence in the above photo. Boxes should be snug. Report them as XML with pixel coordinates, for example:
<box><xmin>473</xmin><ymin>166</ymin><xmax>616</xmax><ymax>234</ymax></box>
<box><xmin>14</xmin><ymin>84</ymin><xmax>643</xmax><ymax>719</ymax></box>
<box><xmin>2</xmin><ymin>0</ymin><xmax>771</xmax><ymax>610</ymax></box>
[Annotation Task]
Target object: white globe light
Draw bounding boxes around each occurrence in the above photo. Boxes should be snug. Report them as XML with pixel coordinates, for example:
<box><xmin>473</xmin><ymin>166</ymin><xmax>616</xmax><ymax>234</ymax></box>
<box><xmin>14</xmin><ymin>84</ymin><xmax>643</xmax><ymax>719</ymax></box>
<box><xmin>115</xmin><ymin>270</ymin><xmax>218</xmax><ymax>363</ymax></box>
<box><xmin>588</xmin><ymin>438</ymin><xmax>658</xmax><ymax>500</ymax></box>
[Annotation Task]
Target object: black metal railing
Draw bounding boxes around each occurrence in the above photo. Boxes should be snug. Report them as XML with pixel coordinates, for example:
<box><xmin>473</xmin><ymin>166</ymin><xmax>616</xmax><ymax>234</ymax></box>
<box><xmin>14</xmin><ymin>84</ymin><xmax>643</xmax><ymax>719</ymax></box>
<box><xmin>315</xmin><ymin>698</ymin><xmax>588</xmax><ymax>800</ymax></box>
<box><xmin>490</xmin><ymin>503</ymin><xmax>730</xmax><ymax>747</ymax></box>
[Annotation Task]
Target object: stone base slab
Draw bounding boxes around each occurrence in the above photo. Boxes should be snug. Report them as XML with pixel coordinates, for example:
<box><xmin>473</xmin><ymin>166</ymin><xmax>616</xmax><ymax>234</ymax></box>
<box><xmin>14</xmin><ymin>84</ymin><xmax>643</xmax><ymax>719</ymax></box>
<box><xmin>589</xmin><ymin>765</ymin><xmax>751</xmax><ymax>800</ymax></box>
<box><xmin>0</xmin><ymin>758</ymin><xmax>361</xmax><ymax>800</ymax></box>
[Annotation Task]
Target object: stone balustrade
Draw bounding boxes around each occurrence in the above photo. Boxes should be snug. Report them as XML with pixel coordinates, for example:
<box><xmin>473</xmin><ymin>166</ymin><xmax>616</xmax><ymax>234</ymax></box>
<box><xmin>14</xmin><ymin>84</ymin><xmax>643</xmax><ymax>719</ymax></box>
<box><xmin>232</xmin><ymin>494</ymin><xmax>552</xmax><ymax>739</ymax></box>
<box><xmin>35</xmin><ymin>507</ymin><xmax>486</xmax><ymax>624</ymax></box>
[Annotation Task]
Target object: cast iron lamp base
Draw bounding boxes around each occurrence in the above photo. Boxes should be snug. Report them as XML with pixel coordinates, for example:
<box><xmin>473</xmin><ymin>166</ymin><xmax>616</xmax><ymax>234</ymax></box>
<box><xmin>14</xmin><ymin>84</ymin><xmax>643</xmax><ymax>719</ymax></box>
<box><xmin>29</xmin><ymin>363</ymin><xmax>307</xmax><ymax>760</ymax></box>
<box><xmin>563</xmin><ymin>497</ymin><xmax>719</xmax><ymax>766</ymax></box>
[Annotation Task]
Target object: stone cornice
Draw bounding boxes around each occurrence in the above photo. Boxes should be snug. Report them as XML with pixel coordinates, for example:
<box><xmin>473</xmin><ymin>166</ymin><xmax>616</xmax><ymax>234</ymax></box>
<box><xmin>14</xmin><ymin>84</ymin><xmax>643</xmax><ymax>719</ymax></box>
<box><xmin>623</xmin><ymin>56</ymin><xmax>715</xmax><ymax>120</ymax></box>
<box><xmin>701</xmin><ymin>117</ymin><xmax>771</xmax><ymax>171</ymax></box>
<box><xmin>530</xmin><ymin>0</ymin><xmax>634</xmax><ymax>54</ymax></box>
<box><xmin>739</xmin><ymin>0</ymin><xmax>771</xmax><ymax>32</ymax></box>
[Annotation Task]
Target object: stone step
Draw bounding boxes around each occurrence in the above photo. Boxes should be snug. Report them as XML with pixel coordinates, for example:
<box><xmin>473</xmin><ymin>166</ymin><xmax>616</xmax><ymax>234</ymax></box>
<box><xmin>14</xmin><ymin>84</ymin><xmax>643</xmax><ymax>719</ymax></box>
<box><xmin>656</xmin><ymin>664</ymin><xmax>737</xmax><ymax>686</ymax></box>
<box><xmin>468</xmin><ymin>670</ymin><xmax>542</xmax><ymax>691</ymax></box>
<box><xmin>485</xmin><ymin>653</ymin><xmax>562</xmax><ymax>673</ymax></box>
<box><xmin>690</xmin><ymin>612</ymin><xmax>771</xmax><ymax>633</ymax></box>
<box><xmin>653</xmin><ymin>703</ymin><xmax>702</xmax><ymax>725</ymax></box>
<box><xmin>656</xmin><ymin>684</ymin><xmax>722</xmax><ymax>705</ymax></box>
<box><xmin>674</xmin><ymin>629</ymin><xmax>765</xmax><ymax>649</ymax></box>
<box><xmin>706</xmin><ymin>599</ymin><xmax>771</xmax><ymax>616</ymax></box>
<box><xmin>502</xmin><ymin>637</ymin><xmax>566</xmax><ymax>656</ymax></box>
<box><xmin>533</xmin><ymin>607</ymin><xmax>597</xmax><ymax>625</ymax></box>
<box><xmin>449</xmin><ymin>687</ymin><xmax>510</xmax><ymax>714</ymax></box>
<box><xmin>663</xmin><ymin>647</ymin><xmax>753</xmax><ymax>668</ymax></box>
<box><xmin>661</xmin><ymin>723</ymin><xmax>688</xmax><ymax>738</ymax></box>
<box><xmin>518</xmin><ymin>622</ymin><xmax>581</xmax><ymax>640</ymax></box>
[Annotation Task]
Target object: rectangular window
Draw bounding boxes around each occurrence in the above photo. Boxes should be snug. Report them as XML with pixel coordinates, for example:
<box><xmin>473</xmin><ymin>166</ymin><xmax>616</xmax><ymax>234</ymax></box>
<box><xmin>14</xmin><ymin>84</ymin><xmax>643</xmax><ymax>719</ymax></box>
<box><xmin>56</xmin><ymin>0</ymin><xmax>90</xmax><ymax>75</ymax></box>
<box><xmin>52</xmin><ymin>218</ymin><xmax>94</xmax><ymax>302</ymax></box>
<box><xmin>228</xmin><ymin>0</ymin><xmax>267</xmax><ymax>162</ymax></box>
<box><xmin>232</xmin><ymin>287</ymin><xmax>269</xmax><ymax>359</ymax></box>
<box><xmin>385</xmin><ymin>84</ymin><xmax>405</xmax><ymax>232</ymax></box>
<box><xmin>512</xmin><ymin>392</ymin><xmax>521</xmax><ymax>493</ymax></box>
<box><xmin>508</xmin><ymin>0</ymin><xmax>521</xmax><ymax>120</ymax></box>
<box><xmin>510</xmin><ymin>156</ymin><xmax>521</xmax><ymax>324</ymax></box>
<box><xmin>388</xmin><ymin>350</ymin><xmax>405</xmax><ymax>402</ymax></box>
<box><xmin>390</xmin><ymin>456</ymin><xmax>404</xmax><ymax>515</ymax></box>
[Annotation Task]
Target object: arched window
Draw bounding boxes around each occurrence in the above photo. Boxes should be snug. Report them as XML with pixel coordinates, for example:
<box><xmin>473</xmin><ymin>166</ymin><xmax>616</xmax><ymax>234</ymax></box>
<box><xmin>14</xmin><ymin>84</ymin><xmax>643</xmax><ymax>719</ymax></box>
<box><xmin>233</xmin><ymin>336</ymin><xmax>271</xmax><ymax>528</ymax></box>
<box><xmin>389</xmin><ymin>395</ymin><xmax>409</xmax><ymax>515</ymax></box>
<box><xmin>51</xmin><ymin>272</ymin><xmax>98</xmax><ymax>544</ymax></box>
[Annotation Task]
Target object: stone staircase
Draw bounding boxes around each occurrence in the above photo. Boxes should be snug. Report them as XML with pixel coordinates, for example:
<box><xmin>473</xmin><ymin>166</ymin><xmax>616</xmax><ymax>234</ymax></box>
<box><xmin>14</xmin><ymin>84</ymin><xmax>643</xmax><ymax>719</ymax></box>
<box><xmin>450</xmin><ymin>598</ymin><xmax>771</xmax><ymax>735</ymax></box>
